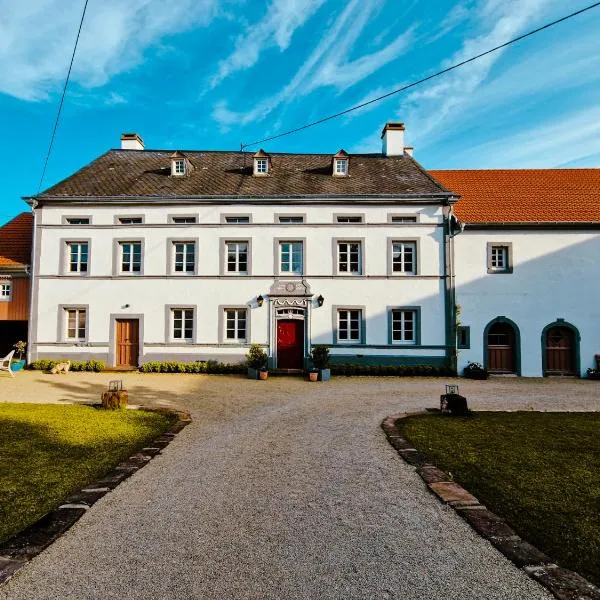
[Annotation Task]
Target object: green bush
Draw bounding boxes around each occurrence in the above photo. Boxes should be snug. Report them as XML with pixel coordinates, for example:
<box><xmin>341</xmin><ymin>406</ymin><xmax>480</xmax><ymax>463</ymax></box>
<box><xmin>246</xmin><ymin>344</ymin><xmax>268</xmax><ymax>369</ymax></box>
<box><xmin>138</xmin><ymin>360</ymin><xmax>244</xmax><ymax>375</ymax></box>
<box><xmin>28</xmin><ymin>359</ymin><xmax>106</xmax><ymax>372</ymax></box>
<box><xmin>310</xmin><ymin>345</ymin><xmax>330</xmax><ymax>370</ymax></box>
<box><xmin>330</xmin><ymin>363</ymin><xmax>454</xmax><ymax>377</ymax></box>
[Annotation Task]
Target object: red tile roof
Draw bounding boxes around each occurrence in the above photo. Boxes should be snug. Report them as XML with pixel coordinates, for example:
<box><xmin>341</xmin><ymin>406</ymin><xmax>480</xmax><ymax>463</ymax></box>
<box><xmin>429</xmin><ymin>169</ymin><xmax>600</xmax><ymax>223</ymax></box>
<box><xmin>0</xmin><ymin>212</ymin><xmax>33</xmax><ymax>267</ymax></box>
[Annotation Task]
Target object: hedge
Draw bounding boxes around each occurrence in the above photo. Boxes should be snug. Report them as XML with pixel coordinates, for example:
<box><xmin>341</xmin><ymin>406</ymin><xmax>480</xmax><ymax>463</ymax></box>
<box><xmin>330</xmin><ymin>364</ymin><xmax>455</xmax><ymax>377</ymax></box>
<box><xmin>28</xmin><ymin>359</ymin><xmax>106</xmax><ymax>372</ymax></box>
<box><xmin>139</xmin><ymin>360</ymin><xmax>245</xmax><ymax>374</ymax></box>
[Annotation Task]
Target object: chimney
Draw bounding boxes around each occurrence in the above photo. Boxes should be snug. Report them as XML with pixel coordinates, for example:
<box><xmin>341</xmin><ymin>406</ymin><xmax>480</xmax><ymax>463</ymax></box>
<box><xmin>404</xmin><ymin>146</ymin><xmax>414</xmax><ymax>157</ymax></box>
<box><xmin>120</xmin><ymin>133</ymin><xmax>144</xmax><ymax>150</ymax></box>
<box><xmin>381</xmin><ymin>122</ymin><xmax>405</xmax><ymax>156</ymax></box>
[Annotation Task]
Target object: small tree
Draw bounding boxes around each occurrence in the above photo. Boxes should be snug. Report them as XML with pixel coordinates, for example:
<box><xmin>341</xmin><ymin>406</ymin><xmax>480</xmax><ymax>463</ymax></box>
<box><xmin>247</xmin><ymin>344</ymin><xmax>268</xmax><ymax>370</ymax></box>
<box><xmin>13</xmin><ymin>340</ymin><xmax>26</xmax><ymax>360</ymax></box>
<box><xmin>311</xmin><ymin>345</ymin><xmax>330</xmax><ymax>370</ymax></box>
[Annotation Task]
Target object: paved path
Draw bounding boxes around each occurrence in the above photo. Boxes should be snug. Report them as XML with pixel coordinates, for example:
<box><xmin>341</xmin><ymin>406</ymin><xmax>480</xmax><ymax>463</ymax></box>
<box><xmin>3</xmin><ymin>374</ymin><xmax>596</xmax><ymax>599</ymax></box>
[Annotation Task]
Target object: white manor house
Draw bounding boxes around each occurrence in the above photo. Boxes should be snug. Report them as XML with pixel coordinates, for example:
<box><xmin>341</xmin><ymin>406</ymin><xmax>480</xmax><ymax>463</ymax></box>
<box><xmin>24</xmin><ymin>123</ymin><xmax>600</xmax><ymax>377</ymax></box>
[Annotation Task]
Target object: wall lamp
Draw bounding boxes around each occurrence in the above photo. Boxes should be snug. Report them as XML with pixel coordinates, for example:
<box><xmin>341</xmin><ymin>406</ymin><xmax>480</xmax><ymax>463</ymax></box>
<box><xmin>257</xmin><ymin>295</ymin><xmax>264</xmax><ymax>307</ymax></box>
<box><xmin>316</xmin><ymin>294</ymin><xmax>324</xmax><ymax>307</ymax></box>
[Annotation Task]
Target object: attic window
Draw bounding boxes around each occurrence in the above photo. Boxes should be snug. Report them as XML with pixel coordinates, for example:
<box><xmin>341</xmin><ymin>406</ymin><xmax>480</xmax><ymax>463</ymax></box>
<box><xmin>333</xmin><ymin>150</ymin><xmax>349</xmax><ymax>177</ymax></box>
<box><xmin>174</xmin><ymin>160</ymin><xmax>185</xmax><ymax>175</ymax></box>
<box><xmin>170</xmin><ymin>151</ymin><xmax>191</xmax><ymax>177</ymax></box>
<box><xmin>335</xmin><ymin>159</ymin><xmax>348</xmax><ymax>175</ymax></box>
<box><xmin>253</xmin><ymin>150</ymin><xmax>270</xmax><ymax>176</ymax></box>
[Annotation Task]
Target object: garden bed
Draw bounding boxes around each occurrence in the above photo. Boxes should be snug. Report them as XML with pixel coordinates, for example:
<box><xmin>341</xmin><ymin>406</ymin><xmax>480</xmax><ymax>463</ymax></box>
<box><xmin>396</xmin><ymin>411</ymin><xmax>600</xmax><ymax>586</ymax></box>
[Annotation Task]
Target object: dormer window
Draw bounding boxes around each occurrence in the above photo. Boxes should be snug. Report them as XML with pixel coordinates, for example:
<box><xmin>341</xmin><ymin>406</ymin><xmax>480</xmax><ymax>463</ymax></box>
<box><xmin>170</xmin><ymin>151</ymin><xmax>192</xmax><ymax>177</ymax></box>
<box><xmin>174</xmin><ymin>159</ymin><xmax>185</xmax><ymax>175</ymax></box>
<box><xmin>333</xmin><ymin>150</ymin><xmax>349</xmax><ymax>177</ymax></box>
<box><xmin>253</xmin><ymin>149</ymin><xmax>270</xmax><ymax>176</ymax></box>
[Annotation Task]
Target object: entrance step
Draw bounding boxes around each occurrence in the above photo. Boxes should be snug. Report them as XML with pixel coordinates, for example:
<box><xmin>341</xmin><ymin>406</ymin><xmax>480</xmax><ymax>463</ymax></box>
<box><xmin>103</xmin><ymin>367</ymin><xmax>138</xmax><ymax>373</ymax></box>
<box><xmin>271</xmin><ymin>368</ymin><xmax>304</xmax><ymax>376</ymax></box>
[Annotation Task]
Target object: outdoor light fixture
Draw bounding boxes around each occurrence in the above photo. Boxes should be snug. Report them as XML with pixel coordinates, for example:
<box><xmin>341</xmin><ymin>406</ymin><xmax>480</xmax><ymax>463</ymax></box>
<box><xmin>317</xmin><ymin>294</ymin><xmax>324</xmax><ymax>307</ymax></box>
<box><xmin>257</xmin><ymin>295</ymin><xmax>264</xmax><ymax>307</ymax></box>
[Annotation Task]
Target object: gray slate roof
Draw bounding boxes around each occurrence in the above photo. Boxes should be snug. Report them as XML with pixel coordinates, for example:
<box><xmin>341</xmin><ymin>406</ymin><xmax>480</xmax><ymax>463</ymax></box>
<box><xmin>36</xmin><ymin>150</ymin><xmax>451</xmax><ymax>199</ymax></box>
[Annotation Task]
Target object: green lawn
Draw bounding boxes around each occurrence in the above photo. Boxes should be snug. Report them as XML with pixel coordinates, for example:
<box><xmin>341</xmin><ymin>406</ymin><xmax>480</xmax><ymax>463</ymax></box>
<box><xmin>0</xmin><ymin>403</ymin><xmax>174</xmax><ymax>543</ymax></box>
<box><xmin>397</xmin><ymin>412</ymin><xmax>600</xmax><ymax>586</ymax></box>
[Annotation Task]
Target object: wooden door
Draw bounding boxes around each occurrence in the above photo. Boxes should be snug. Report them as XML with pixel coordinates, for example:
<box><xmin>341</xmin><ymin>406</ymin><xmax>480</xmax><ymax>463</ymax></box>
<box><xmin>116</xmin><ymin>319</ymin><xmax>139</xmax><ymax>367</ymax></box>
<box><xmin>487</xmin><ymin>322</ymin><xmax>516</xmax><ymax>373</ymax></box>
<box><xmin>277</xmin><ymin>320</ymin><xmax>304</xmax><ymax>369</ymax></box>
<box><xmin>545</xmin><ymin>327</ymin><xmax>576</xmax><ymax>375</ymax></box>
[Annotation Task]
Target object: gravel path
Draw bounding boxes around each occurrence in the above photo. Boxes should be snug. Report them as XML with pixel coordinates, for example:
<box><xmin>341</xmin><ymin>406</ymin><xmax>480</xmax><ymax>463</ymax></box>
<box><xmin>2</xmin><ymin>374</ymin><xmax>596</xmax><ymax>599</ymax></box>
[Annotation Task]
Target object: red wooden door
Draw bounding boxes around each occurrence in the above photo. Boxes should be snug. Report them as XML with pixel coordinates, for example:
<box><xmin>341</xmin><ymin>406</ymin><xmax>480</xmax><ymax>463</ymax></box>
<box><xmin>116</xmin><ymin>319</ymin><xmax>139</xmax><ymax>367</ymax></box>
<box><xmin>277</xmin><ymin>320</ymin><xmax>304</xmax><ymax>369</ymax></box>
<box><xmin>487</xmin><ymin>323</ymin><xmax>516</xmax><ymax>373</ymax></box>
<box><xmin>545</xmin><ymin>327</ymin><xmax>575</xmax><ymax>375</ymax></box>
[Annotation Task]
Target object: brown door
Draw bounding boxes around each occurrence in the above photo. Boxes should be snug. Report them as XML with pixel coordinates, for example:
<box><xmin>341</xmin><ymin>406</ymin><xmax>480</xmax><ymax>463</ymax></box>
<box><xmin>116</xmin><ymin>319</ymin><xmax>139</xmax><ymax>367</ymax></box>
<box><xmin>487</xmin><ymin>322</ymin><xmax>516</xmax><ymax>373</ymax></box>
<box><xmin>545</xmin><ymin>326</ymin><xmax>576</xmax><ymax>375</ymax></box>
<box><xmin>277</xmin><ymin>320</ymin><xmax>304</xmax><ymax>369</ymax></box>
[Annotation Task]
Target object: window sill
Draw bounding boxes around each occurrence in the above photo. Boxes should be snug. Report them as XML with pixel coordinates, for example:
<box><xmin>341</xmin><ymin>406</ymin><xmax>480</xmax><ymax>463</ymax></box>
<box><xmin>487</xmin><ymin>268</ymin><xmax>513</xmax><ymax>274</ymax></box>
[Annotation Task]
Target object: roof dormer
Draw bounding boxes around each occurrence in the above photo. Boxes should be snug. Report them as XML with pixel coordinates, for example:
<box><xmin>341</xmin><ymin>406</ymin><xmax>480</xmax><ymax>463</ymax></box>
<box><xmin>170</xmin><ymin>151</ymin><xmax>192</xmax><ymax>177</ymax></box>
<box><xmin>253</xmin><ymin>149</ymin><xmax>270</xmax><ymax>176</ymax></box>
<box><xmin>333</xmin><ymin>150</ymin><xmax>349</xmax><ymax>177</ymax></box>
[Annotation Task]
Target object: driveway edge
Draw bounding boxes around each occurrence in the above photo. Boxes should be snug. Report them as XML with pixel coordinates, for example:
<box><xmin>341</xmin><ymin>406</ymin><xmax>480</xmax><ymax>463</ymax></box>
<box><xmin>382</xmin><ymin>413</ymin><xmax>600</xmax><ymax>600</ymax></box>
<box><xmin>0</xmin><ymin>407</ymin><xmax>192</xmax><ymax>586</ymax></box>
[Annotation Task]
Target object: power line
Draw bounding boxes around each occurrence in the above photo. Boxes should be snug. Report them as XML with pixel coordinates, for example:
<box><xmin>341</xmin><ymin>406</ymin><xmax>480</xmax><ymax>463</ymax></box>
<box><xmin>241</xmin><ymin>1</ymin><xmax>600</xmax><ymax>150</ymax></box>
<box><xmin>36</xmin><ymin>0</ymin><xmax>89</xmax><ymax>194</ymax></box>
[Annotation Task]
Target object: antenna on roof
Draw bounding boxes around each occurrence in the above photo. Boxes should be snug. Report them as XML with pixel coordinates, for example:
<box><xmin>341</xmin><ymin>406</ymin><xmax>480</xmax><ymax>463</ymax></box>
<box><xmin>240</xmin><ymin>142</ymin><xmax>246</xmax><ymax>171</ymax></box>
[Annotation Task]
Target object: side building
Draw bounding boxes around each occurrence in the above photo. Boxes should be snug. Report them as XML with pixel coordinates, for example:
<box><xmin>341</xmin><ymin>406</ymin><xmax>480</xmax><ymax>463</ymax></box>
<box><xmin>0</xmin><ymin>213</ymin><xmax>33</xmax><ymax>355</ymax></box>
<box><xmin>26</xmin><ymin>124</ymin><xmax>459</xmax><ymax>370</ymax></box>
<box><xmin>432</xmin><ymin>169</ymin><xmax>600</xmax><ymax>377</ymax></box>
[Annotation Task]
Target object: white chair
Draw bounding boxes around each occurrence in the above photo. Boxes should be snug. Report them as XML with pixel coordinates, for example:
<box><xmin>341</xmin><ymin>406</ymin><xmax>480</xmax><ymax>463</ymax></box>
<box><xmin>0</xmin><ymin>350</ymin><xmax>15</xmax><ymax>377</ymax></box>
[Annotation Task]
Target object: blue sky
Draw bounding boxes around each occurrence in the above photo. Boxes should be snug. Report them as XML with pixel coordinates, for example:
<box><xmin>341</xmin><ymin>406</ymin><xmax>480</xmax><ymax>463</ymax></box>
<box><xmin>1</xmin><ymin>0</ymin><xmax>600</xmax><ymax>224</ymax></box>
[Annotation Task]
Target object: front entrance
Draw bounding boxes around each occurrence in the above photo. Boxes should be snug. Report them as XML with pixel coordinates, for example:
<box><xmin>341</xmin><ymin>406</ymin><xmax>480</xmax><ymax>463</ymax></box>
<box><xmin>487</xmin><ymin>322</ymin><xmax>516</xmax><ymax>374</ymax></box>
<box><xmin>544</xmin><ymin>326</ymin><xmax>576</xmax><ymax>376</ymax></box>
<box><xmin>276</xmin><ymin>319</ymin><xmax>304</xmax><ymax>369</ymax></box>
<box><xmin>116</xmin><ymin>319</ymin><xmax>139</xmax><ymax>367</ymax></box>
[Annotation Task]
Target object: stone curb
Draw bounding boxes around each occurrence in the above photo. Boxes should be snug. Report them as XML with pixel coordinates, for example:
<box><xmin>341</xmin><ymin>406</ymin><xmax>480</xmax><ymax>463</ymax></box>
<box><xmin>0</xmin><ymin>407</ymin><xmax>192</xmax><ymax>586</ymax></box>
<box><xmin>382</xmin><ymin>412</ymin><xmax>600</xmax><ymax>600</ymax></box>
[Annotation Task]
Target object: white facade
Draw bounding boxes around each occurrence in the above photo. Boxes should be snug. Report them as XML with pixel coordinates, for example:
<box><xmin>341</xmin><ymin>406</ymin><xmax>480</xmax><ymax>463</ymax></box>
<box><xmin>455</xmin><ymin>228</ymin><xmax>600</xmax><ymax>376</ymax></box>
<box><xmin>29</xmin><ymin>203</ymin><xmax>452</xmax><ymax>369</ymax></box>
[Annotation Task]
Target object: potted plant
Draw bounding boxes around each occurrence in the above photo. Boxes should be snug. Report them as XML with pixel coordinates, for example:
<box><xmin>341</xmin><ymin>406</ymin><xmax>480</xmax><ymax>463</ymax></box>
<box><xmin>463</xmin><ymin>361</ymin><xmax>488</xmax><ymax>380</ymax></box>
<box><xmin>310</xmin><ymin>344</ymin><xmax>330</xmax><ymax>381</ymax></box>
<box><xmin>247</xmin><ymin>344</ymin><xmax>268</xmax><ymax>380</ymax></box>
<box><xmin>11</xmin><ymin>341</ymin><xmax>27</xmax><ymax>372</ymax></box>
<box><xmin>586</xmin><ymin>367</ymin><xmax>600</xmax><ymax>380</ymax></box>
<box><xmin>308</xmin><ymin>368</ymin><xmax>319</xmax><ymax>382</ymax></box>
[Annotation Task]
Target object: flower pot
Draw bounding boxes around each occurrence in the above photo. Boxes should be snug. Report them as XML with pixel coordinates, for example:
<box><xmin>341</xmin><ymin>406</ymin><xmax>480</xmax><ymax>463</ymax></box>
<box><xmin>318</xmin><ymin>368</ymin><xmax>331</xmax><ymax>382</ymax></box>
<box><xmin>11</xmin><ymin>359</ymin><xmax>26</xmax><ymax>372</ymax></box>
<box><xmin>308</xmin><ymin>371</ymin><xmax>318</xmax><ymax>382</ymax></box>
<box><xmin>247</xmin><ymin>367</ymin><xmax>259</xmax><ymax>380</ymax></box>
<box><xmin>259</xmin><ymin>370</ymin><xmax>268</xmax><ymax>381</ymax></box>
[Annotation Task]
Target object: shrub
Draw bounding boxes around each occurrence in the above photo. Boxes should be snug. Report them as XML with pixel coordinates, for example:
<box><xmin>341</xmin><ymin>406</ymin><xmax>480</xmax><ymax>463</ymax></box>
<box><xmin>330</xmin><ymin>363</ymin><xmax>454</xmax><ymax>377</ymax></box>
<box><xmin>463</xmin><ymin>362</ymin><xmax>489</xmax><ymax>380</ymax></box>
<box><xmin>311</xmin><ymin>345</ymin><xmax>330</xmax><ymax>370</ymax></box>
<box><xmin>246</xmin><ymin>344</ymin><xmax>268</xmax><ymax>370</ymax></box>
<box><xmin>28</xmin><ymin>359</ymin><xmax>106</xmax><ymax>372</ymax></box>
<box><xmin>138</xmin><ymin>360</ymin><xmax>245</xmax><ymax>375</ymax></box>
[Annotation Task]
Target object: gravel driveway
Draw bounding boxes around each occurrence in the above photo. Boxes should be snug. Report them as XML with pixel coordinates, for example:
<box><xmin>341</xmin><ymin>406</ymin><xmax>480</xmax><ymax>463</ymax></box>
<box><xmin>2</xmin><ymin>373</ymin><xmax>597</xmax><ymax>599</ymax></box>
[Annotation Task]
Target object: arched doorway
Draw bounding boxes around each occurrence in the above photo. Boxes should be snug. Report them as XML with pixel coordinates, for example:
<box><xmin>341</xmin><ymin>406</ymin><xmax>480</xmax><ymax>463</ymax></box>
<box><xmin>485</xmin><ymin>318</ymin><xmax>520</xmax><ymax>374</ymax></box>
<box><xmin>543</xmin><ymin>323</ymin><xmax>578</xmax><ymax>376</ymax></box>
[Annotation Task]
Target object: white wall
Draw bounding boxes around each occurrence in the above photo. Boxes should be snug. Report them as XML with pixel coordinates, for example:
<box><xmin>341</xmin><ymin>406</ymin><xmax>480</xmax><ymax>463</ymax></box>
<box><xmin>455</xmin><ymin>229</ymin><xmax>600</xmax><ymax>376</ymax></box>
<box><xmin>32</xmin><ymin>202</ymin><xmax>449</xmax><ymax>366</ymax></box>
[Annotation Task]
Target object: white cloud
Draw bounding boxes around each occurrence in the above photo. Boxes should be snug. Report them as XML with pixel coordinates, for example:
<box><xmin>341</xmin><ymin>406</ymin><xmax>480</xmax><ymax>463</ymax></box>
<box><xmin>0</xmin><ymin>0</ymin><xmax>220</xmax><ymax>101</ymax></box>
<box><xmin>404</xmin><ymin>0</ymin><xmax>561</xmax><ymax>144</ymax></box>
<box><xmin>458</xmin><ymin>105</ymin><xmax>600</xmax><ymax>167</ymax></box>
<box><xmin>210</xmin><ymin>0</ymin><xmax>327</xmax><ymax>88</ymax></box>
<box><xmin>212</xmin><ymin>0</ymin><xmax>414</xmax><ymax>126</ymax></box>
